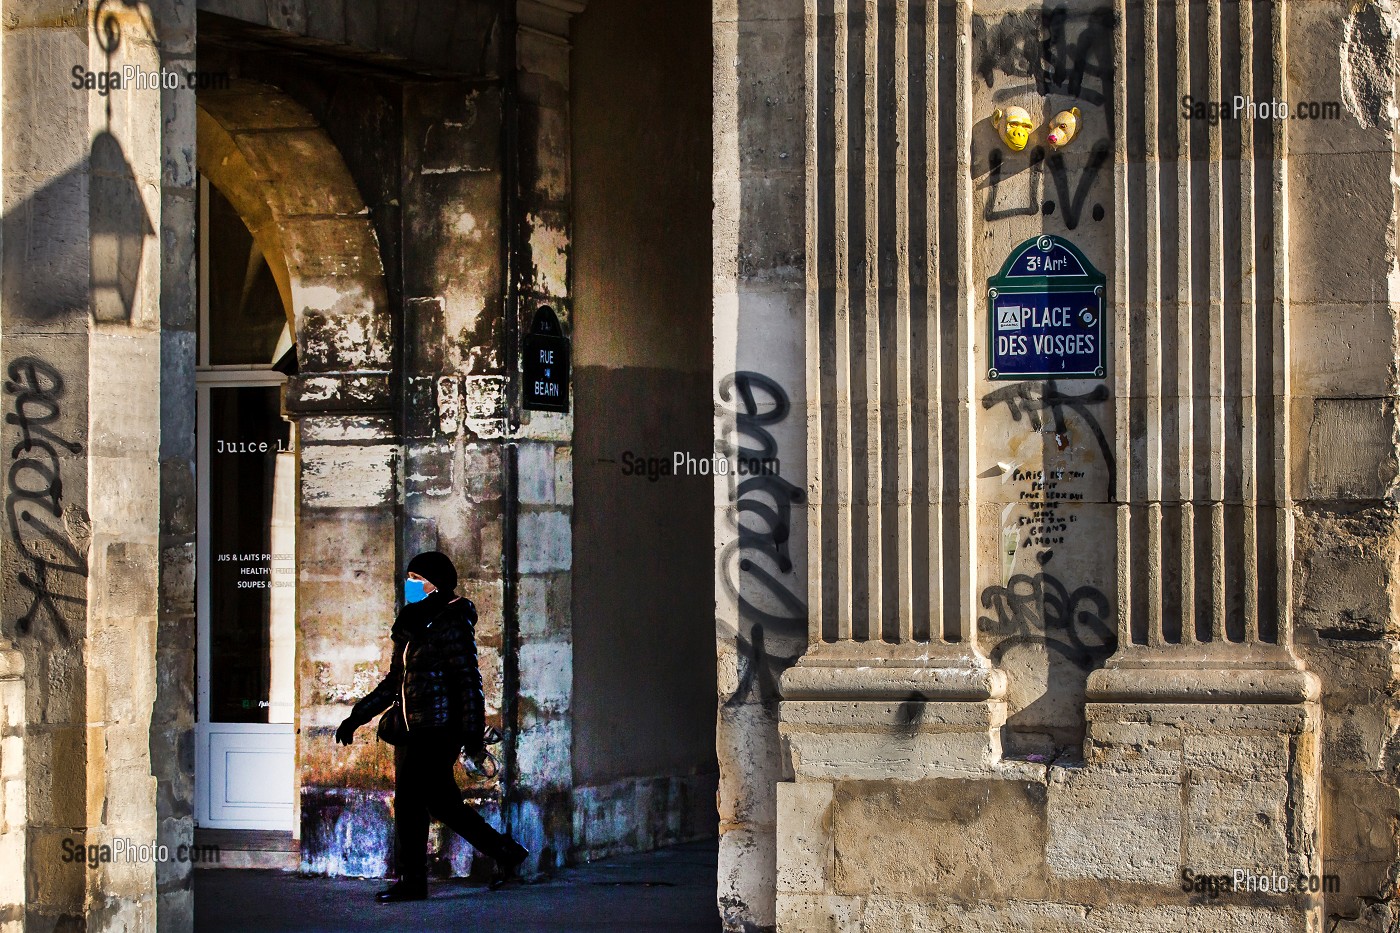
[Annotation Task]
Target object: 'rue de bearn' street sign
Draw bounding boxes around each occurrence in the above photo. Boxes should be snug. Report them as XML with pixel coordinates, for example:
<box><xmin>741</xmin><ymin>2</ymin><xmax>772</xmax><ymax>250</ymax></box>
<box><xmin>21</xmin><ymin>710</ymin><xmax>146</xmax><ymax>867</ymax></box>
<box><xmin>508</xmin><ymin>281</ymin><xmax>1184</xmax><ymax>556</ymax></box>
<box><xmin>523</xmin><ymin>305</ymin><xmax>570</xmax><ymax>413</ymax></box>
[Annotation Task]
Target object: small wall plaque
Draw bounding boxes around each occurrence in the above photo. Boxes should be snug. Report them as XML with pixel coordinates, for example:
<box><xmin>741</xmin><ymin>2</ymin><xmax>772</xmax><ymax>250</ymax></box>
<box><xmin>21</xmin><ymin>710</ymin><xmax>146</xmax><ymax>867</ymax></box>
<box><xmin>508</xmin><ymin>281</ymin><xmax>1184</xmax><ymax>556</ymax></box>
<box><xmin>523</xmin><ymin>305</ymin><xmax>570</xmax><ymax>413</ymax></box>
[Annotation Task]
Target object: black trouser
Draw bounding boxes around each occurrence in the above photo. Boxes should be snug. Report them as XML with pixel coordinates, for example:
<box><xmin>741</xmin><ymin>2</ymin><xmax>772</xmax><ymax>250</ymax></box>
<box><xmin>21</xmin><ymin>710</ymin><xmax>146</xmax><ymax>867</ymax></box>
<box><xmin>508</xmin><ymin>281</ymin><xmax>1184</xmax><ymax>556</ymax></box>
<box><xmin>393</xmin><ymin>737</ymin><xmax>507</xmax><ymax>883</ymax></box>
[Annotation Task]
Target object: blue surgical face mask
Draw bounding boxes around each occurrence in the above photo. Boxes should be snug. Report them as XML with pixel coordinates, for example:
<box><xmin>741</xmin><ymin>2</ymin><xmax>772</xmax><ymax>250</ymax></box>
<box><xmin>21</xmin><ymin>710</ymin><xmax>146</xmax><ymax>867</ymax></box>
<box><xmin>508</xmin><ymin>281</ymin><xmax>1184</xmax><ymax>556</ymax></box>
<box><xmin>404</xmin><ymin>578</ymin><xmax>429</xmax><ymax>604</ymax></box>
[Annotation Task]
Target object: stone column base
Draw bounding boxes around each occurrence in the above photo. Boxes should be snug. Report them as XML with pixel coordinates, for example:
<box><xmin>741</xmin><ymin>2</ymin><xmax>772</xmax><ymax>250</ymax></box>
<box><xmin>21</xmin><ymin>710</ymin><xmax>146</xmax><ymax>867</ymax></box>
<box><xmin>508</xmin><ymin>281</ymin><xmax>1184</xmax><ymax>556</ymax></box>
<box><xmin>775</xmin><ymin>696</ymin><xmax>1324</xmax><ymax>932</ymax></box>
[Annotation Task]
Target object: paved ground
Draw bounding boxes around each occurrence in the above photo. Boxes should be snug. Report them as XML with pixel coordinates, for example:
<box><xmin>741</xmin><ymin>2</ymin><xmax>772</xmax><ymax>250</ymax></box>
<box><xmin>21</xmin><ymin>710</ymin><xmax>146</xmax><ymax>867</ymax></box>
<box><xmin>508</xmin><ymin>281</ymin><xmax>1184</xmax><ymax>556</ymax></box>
<box><xmin>194</xmin><ymin>839</ymin><xmax>722</xmax><ymax>932</ymax></box>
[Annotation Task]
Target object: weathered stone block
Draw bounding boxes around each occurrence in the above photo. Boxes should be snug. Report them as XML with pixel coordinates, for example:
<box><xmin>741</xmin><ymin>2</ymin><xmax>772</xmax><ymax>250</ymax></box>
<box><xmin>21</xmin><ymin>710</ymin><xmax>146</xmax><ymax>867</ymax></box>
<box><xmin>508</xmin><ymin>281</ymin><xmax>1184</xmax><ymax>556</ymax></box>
<box><xmin>518</xmin><ymin>641</ymin><xmax>571</xmax><ymax>713</ymax></box>
<box><xmin>736</xmin><ymin>17</ymin><xmax>806</xmax><ymax>176</ymax></box>
<box><xmin>517</xmin><ymin>576</ymin><xmax>549</xmax><ymax>640</ymax></box>
<box><xmin>25</xmin><ymin>727</ymin><xmax>86</xmax><ymax>827</ymax></box>
<box><xmin>301</xmin><ymin>444</ymin><xmax>396</xmax><ymax>509</ymax></box>
<box><xmin>829</xmin><ymin>778</ymin><xmax>1049</xmax><ymax>900</ymax></box>
<box><xmin>719</xmin><ymin>824</ymin><xmax>777</xmax><ymax>933</ymax></box>
<box><xmin>1286</xmin><ymin>0</ymin><xmax>1398</xmax><ymax>157</ymax></box>
<box><xmin>859</xmin><ymin>897</ymin><xmax>1092</xmax><ymax>933</ymax></box>
<box><xmin>1183</xmin><ymin>772</ymin><xmax>1290</xmax><ymax>875</ymax></box>
<box><xmin>1306</xmin><ymin>398</ymin><xmax>1398</xmax><ymax>500</ymax></box>
<box><xmin>737</xmin><ymin>175</ymin><xmax>804</xmax><ymax>285</ymax></box>
<box><xmin>404</xmin><ymin>441</ymin><xmax>454</xmax><ymax>498</ymax></box>
<box><xmin>1290</xmin><ymin>303</ymin><xmax>1398</xmax><ymax>399</ymax></box>
<box><xmin>1047</xmin><ymin>765</ymin><xmax>1181</xmax><ymax>884</ymax></box>
<box><xmin>0</xmin><ymin>831</ymin><xmax>23</xmax><ymax>906</ymax></box>
<box><xmin>0</xmin><ymin>737</ymin><xmax>22</xmax><ymax>782</ymax></box>
<box><xmin>517</xmin><ymin>441</ymin><xmax>557</xmax><ymax>505</ymax></box>
<box><xmin>553</xmin><ymin>445</ymin><xmax>573</xmax><ymax>507</ymax></box>
<box><xmin>515</xmin><ymin>716</ymin><xmax>570</xmax><ymax>792</ymax></box>
<box><xmin>718</xmin><ymin>700</ymin><xmax>784</xmax><ymax>826</ymax></box>
<box><xmin>785</xmin><ymin>728</ymin><xmax>1001</xmax><ymax>782</ymax></box>
<box><xmin>27</xmin><ymin>829</ymin><xmax>84</xmax><ymax>908</ymax></box>
<box><xmin>1322</xmin><ymin>769</ymin><xmax>1400</xmax><ymax>899</ymax></box>
<box><xmin>1288</xmin><ymin>151</ymin><xmax>1395</xmax><ymax>306</ymax></box>
<box><xmin>518</xmin><ymin>511</ymin><xmax>571</xmax><ymax>573</ymax></box>
<box><xmin>1184</xmin><ymin>904</ymin><xmax>1312</xmax><ymax>933</ymax></box>
<box><xmin>776</xmin><ymin>893</ymin><xmax>864</xmax><ymax>932</ymax></box>
<box><xmin>775</xmin><ymin>781</ymin><xmax>832</xmax><ymax>895</ymax></box>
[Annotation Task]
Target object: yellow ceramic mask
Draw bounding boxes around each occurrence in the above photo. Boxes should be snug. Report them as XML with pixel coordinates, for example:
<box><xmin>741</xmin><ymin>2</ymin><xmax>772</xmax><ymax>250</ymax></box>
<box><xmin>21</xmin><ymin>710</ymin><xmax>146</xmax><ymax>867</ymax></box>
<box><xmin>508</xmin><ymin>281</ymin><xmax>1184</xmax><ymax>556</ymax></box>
<box><xmin>1046</xmin><ymin>107</ymin><xmax>1082</xmax><ymax>149</ymax></box>
<box><xmin>993</xmin><ymin>106</ymin><xmax>1034</xmax><ymax>151</ymax></box>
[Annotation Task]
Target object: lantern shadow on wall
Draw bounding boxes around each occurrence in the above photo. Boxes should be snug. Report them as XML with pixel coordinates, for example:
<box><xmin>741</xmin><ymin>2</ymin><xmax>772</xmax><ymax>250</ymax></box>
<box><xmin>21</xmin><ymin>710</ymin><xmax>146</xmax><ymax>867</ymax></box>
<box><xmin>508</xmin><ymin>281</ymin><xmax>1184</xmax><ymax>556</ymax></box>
<box><xmin>90</xmin><ymin>130</ymin><xmax>153</xmax><ymax>324</ymax></box>
<box><xmin>1</xmin><ymin>132</ymin><xmax>151</xmax><ymax>326</ymax></box>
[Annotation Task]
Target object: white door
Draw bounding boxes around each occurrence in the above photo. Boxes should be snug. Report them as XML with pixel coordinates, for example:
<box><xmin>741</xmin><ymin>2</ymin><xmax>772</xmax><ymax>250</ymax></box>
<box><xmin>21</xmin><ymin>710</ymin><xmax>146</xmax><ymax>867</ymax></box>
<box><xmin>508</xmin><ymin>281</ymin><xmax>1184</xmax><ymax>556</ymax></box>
<box><xmin>194</xmin><ymin>176</ymin><xmax>299</xmax><ymax>830</ymax></box>
<box><xmin>195</xmin><ymin>377</ymin><xmax>297</xmax><ymax>829</ymax></box>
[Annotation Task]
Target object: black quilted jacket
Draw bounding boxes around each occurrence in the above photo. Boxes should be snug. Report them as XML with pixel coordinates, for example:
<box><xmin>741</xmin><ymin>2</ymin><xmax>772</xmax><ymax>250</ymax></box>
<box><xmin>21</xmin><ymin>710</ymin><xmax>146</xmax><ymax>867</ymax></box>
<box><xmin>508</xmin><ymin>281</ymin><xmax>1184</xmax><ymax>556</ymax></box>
<box><xmin>349</xmin><ymin>593</ymin><xmax>485</xmax><ymax>750</ymax></box>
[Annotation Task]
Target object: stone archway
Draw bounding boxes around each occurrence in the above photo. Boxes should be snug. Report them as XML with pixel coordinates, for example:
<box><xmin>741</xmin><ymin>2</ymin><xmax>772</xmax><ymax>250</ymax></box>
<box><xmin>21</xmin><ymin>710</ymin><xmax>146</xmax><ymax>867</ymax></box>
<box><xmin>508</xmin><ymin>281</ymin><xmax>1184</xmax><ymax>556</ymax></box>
<box><xmin>195</xmin><ymin>80</ymin><xmax>400</xmax><ymax>870</ymax></box>
<box><xmin>196</xmin><ymin>80</ymin><xmax>392</xmax><ymax>389</ymax></box>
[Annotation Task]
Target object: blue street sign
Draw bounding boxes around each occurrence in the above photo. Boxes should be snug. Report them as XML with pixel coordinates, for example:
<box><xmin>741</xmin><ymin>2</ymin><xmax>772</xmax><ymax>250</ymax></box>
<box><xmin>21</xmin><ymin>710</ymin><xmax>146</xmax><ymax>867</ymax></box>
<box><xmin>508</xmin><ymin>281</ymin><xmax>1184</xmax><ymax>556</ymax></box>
<box><xmin>987</xmin><ymin>235</ymin><xmax>1106</xmax><ymax>381</ymax></box>
<box><xmin>990</xmin><ymin>290</ymin><xmax>1102</xmax><ymax>378</ymax></box>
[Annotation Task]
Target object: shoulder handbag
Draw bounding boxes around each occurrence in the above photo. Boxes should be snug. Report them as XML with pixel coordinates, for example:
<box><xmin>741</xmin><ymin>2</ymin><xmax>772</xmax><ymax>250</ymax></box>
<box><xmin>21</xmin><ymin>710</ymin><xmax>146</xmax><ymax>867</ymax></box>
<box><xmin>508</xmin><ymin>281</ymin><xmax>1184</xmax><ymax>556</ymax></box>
<box><xmin>377</xmin><ymin>700</ymin><xmax>409</xmax><ymax>746</ymax></box>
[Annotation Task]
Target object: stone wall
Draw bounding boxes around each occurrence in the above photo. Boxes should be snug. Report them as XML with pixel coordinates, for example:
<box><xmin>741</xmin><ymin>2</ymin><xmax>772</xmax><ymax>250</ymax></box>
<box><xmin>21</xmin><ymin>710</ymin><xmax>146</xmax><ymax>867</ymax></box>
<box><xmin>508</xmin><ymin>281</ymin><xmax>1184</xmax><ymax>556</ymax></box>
<box><xmin>714</xmin><ymin>0</ymin><xmax>812</xmax><ymax>927</ymax></box>
<box><xmin>715</xmin><ymin>0</ymin><xmax>1400</xmax><ymax>930</ymax></box>
<box><xmin>505</xmin><ymin>2</ymin><xmax>582</xmax><ymax>872</ymax></box>
<box><xmin>1286</xmin><ymin>2</ymin><xmax>1400</xmax><ymax>929</ymax></box>
<box><xmin>569</xmin><ymin>0</ymin><xmax>719</xmax><ymax>862</ymax></box>
<box><xmin>2</xmin><ymin>1</ymin><xmax>196</xmax><ymax>930</ymax></box>
<box><xmin>0</xmin><ymin>650</ymin><xmax>24</xmax><ymax>932</ymax></box>
<box><xmin>777</xmin><ymin>700</ymin><xmax>1322</xmax><ymax>931</ymax></box>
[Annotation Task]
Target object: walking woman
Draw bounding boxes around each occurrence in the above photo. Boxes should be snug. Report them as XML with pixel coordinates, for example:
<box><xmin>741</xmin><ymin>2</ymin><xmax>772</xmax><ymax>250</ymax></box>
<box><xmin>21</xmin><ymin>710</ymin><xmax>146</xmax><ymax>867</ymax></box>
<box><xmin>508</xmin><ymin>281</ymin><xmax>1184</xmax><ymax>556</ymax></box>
<box><xmin>335</xmin><ymin>551</ymin><xmax>528</xmax><ymax>902</ymax></box>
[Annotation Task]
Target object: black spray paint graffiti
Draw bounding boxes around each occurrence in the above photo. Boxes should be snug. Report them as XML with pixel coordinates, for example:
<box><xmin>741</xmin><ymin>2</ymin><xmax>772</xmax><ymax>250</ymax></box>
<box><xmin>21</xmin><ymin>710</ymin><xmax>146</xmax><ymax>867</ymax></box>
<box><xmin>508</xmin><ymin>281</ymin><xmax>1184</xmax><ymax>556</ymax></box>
<box><xmin>718</xmin><ymin>372</ymin><xmax>807</xmax><ymax>707</ymax></box>
<box><xmin>6</xmin><ymin>357</ymin><xmax>87</xmax><ymax>638</ymax></box>
<box><xmin>972</xmin><ymin>7</ymin><xmax>1116</xmax><ymax>106</ymax></box>
<box><xmin>974</xmin><ymin>6</ymin><xmax>1114</xmax><ymax>230</ymax></box>
<box><xmin>983</xmin><ymin>380</ymin><xmax>1115</xmax><ymax>500</ymax></box>
<box><xmin>978</xmin><ymin>571</ymin><xmax>1115</xmax><ymax>671</ymax></box>
<box><xmin>983</xmin><ymin>141</ymin><xmax>1110</xmax><ymax>231</ymax></box>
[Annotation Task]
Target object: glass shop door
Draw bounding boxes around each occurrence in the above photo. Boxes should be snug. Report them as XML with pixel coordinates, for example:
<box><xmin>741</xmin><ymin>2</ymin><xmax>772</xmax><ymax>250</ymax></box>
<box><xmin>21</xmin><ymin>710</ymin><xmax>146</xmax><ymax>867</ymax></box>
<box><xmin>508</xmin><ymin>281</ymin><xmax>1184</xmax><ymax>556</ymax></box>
<box><xmin>194</xmin><ymin>176</ymin><xmax>298</xmax><ymax>830</ymax></box>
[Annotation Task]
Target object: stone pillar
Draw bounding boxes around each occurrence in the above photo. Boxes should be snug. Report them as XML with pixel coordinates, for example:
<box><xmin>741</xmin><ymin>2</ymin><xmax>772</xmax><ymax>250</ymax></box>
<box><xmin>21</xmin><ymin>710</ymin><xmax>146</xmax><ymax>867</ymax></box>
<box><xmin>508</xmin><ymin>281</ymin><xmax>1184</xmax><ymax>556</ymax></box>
<box><xmin>762</xmin><ymin>3</ymin><xmax>1013</xmax><ymax>928</ymax></box>
<box><xmin>507</xmin><ymin>0</ymin><xmax>584</xmax><ymax>873</ymax></box>
<box><xmin>1091</xmin><ymin>0</ymin><xmax>1312</xmax><ymax>695</ymax></box>
<box><xmin>1076</xmin><ymin>5</ymin><xmax>1323</xmax><ymax>926</ymax></box>
<box><xmin>714</xmin><ymin>0</ymin><xmax>817</xmax><ymax>927</ymax></box>
<box><xmin>283</xmin><ymin>240</ymin><xmax>397</xmax><ymax>876</ymax></box>
<box><xmin>2</xmin><ymin>1</ymin><xmax>194</xmax><ymax>929</ymax></box>
<box><xmin>0</xmin><ymin>649</ymin><xmax>24</xmax><ymax>933</ymax></box>
<box><xmin>399</xmin><ymin>72</ymin><xmax>509</xmax><ymax>875</ymax></box>
<box><xmin>155</xmin><ymin>2</ymin><xmax>199</xmax><ymax>930</ymax></box>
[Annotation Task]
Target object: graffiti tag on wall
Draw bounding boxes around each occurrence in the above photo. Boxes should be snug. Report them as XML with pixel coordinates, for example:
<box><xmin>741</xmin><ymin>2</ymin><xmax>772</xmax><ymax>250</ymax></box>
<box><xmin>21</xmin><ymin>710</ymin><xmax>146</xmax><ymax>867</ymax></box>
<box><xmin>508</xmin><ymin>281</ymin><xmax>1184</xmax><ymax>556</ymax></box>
<box><xmin>983</xmin><ymin>380</ymin><xmax>1114</xmax><ymax>500</ymax></box>
<box><xmin>977</xmin><ymin>570</ymin><xmax>1115</xmax><ymax>672</ymax></box>
<box><xmin>972</xmin><ymin>6</ymin><xmax>1115</xmax><ymax>106</ymax></box>
<box><xmin>717</xmin><ymin>372</ymin><xmax>806</xmax><ymax>706</ymax></box>
<box><xmin>974</xmin><ymin>5</ymin><xmax>1114</xmax><ymax>231</ymax></box>
<box><xmin>6</xmin><ymin>357</ymin><xmax>87</xmax><ymax>638</ymax></box>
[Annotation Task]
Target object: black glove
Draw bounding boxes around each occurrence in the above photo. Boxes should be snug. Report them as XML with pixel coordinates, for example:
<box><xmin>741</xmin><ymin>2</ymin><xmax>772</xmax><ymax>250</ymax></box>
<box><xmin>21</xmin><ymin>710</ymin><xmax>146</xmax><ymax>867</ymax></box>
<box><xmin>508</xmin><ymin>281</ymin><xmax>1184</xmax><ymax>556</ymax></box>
<box><xmin>335</xmin><ymin>718</ymin><xmax>358</xmax><ymax>746</ymax></box>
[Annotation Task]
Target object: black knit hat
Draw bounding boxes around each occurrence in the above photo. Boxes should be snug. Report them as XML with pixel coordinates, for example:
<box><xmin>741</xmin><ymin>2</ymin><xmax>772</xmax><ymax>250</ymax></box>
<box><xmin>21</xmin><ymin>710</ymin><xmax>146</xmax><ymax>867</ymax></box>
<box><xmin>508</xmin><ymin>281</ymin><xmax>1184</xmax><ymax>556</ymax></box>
<box><xmin>406</xmin><ymin>551</ymin><xmax>457</xmax><ymax>594</ymax></box>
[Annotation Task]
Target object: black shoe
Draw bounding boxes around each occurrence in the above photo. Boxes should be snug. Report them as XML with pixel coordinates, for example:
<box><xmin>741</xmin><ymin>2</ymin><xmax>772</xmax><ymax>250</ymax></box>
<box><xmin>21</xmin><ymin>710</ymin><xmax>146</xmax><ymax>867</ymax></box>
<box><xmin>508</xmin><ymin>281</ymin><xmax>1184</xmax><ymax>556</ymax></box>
<box><xmin>489</xmin><ymin>840</ymin><xmax>529</xmax><ymax>891</ymax></box>
<box><xmin>375</xmin><ymin>880</ymin><xmax>427</xmax><ymax>903</ymax></box>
